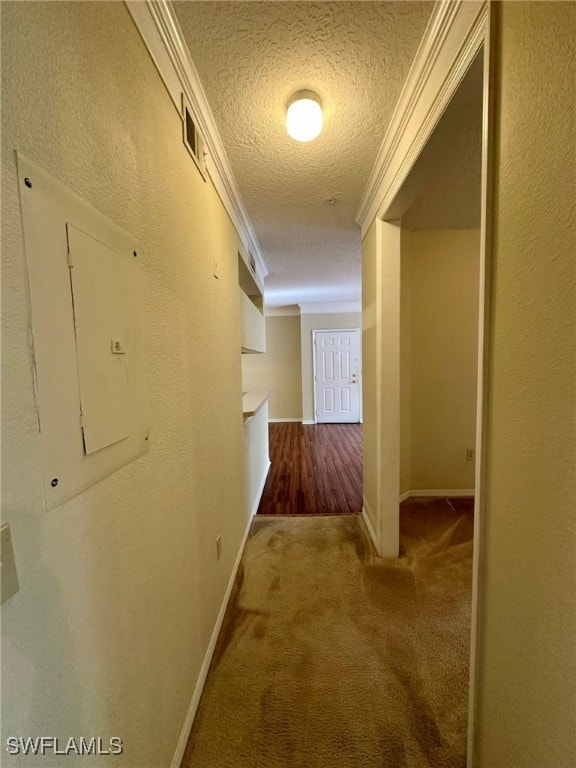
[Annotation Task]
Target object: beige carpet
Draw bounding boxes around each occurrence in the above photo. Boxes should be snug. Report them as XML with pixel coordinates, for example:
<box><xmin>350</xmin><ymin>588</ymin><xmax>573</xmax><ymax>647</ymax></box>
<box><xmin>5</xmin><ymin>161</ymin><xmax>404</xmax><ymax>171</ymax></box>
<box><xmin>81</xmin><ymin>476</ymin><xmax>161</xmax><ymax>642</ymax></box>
<box><xmin>182</xmin><ymin>500</ymin><xmax>473</xmax><ymax>768</ymax></box>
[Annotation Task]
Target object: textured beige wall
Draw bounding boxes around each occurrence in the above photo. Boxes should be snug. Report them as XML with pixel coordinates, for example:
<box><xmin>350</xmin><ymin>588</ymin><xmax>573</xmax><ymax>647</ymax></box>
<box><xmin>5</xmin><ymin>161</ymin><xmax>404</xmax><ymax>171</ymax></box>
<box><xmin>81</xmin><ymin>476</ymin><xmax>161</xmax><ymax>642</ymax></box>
<box><xmin>400</xmin><ymin>229</ymin><xmax>412</xmax><ymax>495</ymax></box>
<box><xmin>407</xmin><ymin>229</ymin><xmax>479</xmax><ymax>490</ymax></box>
<box><xmin>300</xmin><ymin>312</ymin><xmax>362</xmax><ymax>422</ymax></box>
<box><xmin>378</xmin><ymin>221</ymin><xmax>403</xmax><ymax>557</ymax></box>
<box><xmin>362</xmin><ymin>222</ymin><xmax>378</xmax><ymax>529</ymax></box>
<box><xmin>1</xmin><ymin>3</ymin><xmax>249</xmax><ymax>766</ymax></box>
<box><xmin>241</xmin><ymin>315</ymin><xmax>302</xmax><ymax>420</ymax></box>
<box><xmin>475</xmin><ymin>3</ymin><xmax>576</xmax><ymax>766</ymax></box>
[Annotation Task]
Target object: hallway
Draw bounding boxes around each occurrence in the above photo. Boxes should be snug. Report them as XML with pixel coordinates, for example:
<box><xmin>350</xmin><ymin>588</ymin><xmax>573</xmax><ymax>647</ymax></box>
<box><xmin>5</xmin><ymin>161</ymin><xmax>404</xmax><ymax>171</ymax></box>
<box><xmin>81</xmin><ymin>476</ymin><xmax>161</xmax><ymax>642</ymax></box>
<box><xmin>2</xmin><ymin>3</ymin><xmax>574</xmax><ymax>766</ymax></box>
<box><xmin>182</xmin><ymin>501</ymin><xmax>474</xmax><ymax>768</ymax></box>
<box><xmin>257</xmin><ymin>423</ymin><xmax>363</xmax><ymax>516</ymax></box>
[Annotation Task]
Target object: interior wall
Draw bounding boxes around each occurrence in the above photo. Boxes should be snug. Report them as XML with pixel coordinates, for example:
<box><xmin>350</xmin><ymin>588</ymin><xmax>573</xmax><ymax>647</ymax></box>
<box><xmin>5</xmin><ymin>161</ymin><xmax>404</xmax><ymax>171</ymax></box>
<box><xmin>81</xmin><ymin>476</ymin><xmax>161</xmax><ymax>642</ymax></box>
<box><xmin>378</xmin><ymin>222</ymin><xmax>402</xmax><ymax>557</ymax></box>
<box><xmin>362</xmin><ymin>223</ymin><xmax>379</xmax><ymax>532</ymax></box>
<box><xmin>404</xmin><ymin>228</ymin><xmax>480</xmax><ymax>492</ymax></box>
<box><xmin>300</xmin><ymin>312</ymin><xmax>362</xmax><ymax>422</ymax></box>
<box><xmin>241</xmin><ymin>315</ymin><xmax>302</xmax><ymax>420</ymax></box>
<box><xmin>361</xmin><ymin>221</ymin><xmax>402</xmax><ymax>557</ymax></box>
<box><xmin>400</xmin><ymin>229</ymin><xmax>412</xmax><ymax>495</ymax></box>
<box><xmin>1</xmin><ymin>3</ymin><xmax>249</xmax><ymax>766</ymax></box>
<box><xmin>243</xmin><ymin>403</ymin><xmax>270</xmax><ymax>515</ymax></box>
<box><xmin>475</xmin><ymin>3</ymin><xmax>576</xmax><ymax>766</ymax></box>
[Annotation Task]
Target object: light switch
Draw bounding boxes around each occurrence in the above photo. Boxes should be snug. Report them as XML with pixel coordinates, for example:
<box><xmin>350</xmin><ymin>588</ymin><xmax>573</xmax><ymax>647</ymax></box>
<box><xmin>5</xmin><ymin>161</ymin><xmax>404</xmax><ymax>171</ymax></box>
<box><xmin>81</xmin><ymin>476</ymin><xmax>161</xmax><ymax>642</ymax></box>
<box><xmin>1</xmin><ymin>524</ymin><xmax>20</xmax><ymax>605</ymax></box>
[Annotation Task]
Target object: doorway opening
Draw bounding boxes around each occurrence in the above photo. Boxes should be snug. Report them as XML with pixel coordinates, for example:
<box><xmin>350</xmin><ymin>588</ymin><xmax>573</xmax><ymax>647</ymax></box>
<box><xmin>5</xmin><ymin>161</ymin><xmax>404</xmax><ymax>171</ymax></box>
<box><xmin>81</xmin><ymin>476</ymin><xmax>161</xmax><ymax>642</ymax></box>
<box><xmin>364</xmin><ymin>37</ymin><xmax>491</xmax><ymax>764</ymax></box>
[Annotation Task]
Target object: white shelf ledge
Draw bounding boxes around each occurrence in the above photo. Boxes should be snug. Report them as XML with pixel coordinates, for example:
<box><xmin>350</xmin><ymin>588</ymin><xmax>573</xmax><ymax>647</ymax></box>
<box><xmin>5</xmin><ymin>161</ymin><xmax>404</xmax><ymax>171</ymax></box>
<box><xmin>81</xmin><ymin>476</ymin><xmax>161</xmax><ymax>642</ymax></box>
<box><xmin>242</xmin><ymin>390</ymin><xmax>271</xmax><ymax>418</ymax></box>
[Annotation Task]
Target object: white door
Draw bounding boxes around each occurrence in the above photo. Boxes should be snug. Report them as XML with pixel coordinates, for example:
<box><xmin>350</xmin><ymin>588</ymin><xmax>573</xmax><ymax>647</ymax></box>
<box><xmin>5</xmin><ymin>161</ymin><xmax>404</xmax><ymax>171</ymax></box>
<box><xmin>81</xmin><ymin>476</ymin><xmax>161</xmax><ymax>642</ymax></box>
<box><xmin>314</xmin><ymin>329</ymin><xmax>361</xmax><ymax>423</ymax></box>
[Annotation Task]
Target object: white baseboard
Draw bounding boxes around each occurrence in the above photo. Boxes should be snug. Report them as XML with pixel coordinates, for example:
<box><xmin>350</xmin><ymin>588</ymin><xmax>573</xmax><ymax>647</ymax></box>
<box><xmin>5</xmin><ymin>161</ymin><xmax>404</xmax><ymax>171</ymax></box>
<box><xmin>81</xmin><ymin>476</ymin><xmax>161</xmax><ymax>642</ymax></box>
<box><xmin>268</xmin><ymin>418</ymin><xmax>301</xmax><ymax>423</ymax></box>
<box><xmin>302</xmin><ymin>419</ymin><xmax>316</xmax><ymax>425</ymax></box>
<box><xmin>401</xmin><ymin>489</ymin><xmax>475</xmax><ymax>500</ymax></box>
<box><xmin>171</xmin><ymin>465</ymin><xmax>271</xmax><ymax>768</ymax></box>
<box><xmin>361</xmin><ymin>504</ymin><xmax>379</xmax><ymax>552</ymax></box>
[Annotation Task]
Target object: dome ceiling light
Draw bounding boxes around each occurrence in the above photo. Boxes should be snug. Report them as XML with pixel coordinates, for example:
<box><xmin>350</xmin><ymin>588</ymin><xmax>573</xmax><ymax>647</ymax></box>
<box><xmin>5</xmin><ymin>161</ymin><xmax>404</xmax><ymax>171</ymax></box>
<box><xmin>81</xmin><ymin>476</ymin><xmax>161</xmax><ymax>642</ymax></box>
<box><xmin>286</xmin><ymin>90</ymin><xmax>323</xmax><ymax>142</ymax></box>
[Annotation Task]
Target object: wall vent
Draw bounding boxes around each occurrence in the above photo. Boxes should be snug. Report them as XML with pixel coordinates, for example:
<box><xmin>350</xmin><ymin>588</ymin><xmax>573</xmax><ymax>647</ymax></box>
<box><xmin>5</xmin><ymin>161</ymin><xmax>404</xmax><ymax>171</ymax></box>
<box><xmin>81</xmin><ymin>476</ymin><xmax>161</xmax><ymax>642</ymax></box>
<box><xmin>182</xmin><ymin>94</ymin><xmax>206</xmax><ymax>180</ymax></box>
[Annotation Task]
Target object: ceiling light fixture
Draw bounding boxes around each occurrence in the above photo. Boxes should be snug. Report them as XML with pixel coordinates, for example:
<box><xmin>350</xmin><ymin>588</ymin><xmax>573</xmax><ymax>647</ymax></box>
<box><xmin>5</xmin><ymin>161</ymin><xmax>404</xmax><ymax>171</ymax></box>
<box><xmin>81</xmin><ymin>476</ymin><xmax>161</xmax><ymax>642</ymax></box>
<box><xmin>286</xmin><ymin>90</ymin><xmax>323</xmax><ymax>142</ymax></box>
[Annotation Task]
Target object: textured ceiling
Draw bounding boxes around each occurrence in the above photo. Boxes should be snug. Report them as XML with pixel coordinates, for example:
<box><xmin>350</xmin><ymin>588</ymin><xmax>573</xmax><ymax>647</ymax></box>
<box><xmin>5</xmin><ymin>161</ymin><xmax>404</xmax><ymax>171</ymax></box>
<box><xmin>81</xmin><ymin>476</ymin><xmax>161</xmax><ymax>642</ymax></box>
<box><xmin>174</xmin><ymin>1</ymin><xmax>433</xmax><ymax>306</ymax></box>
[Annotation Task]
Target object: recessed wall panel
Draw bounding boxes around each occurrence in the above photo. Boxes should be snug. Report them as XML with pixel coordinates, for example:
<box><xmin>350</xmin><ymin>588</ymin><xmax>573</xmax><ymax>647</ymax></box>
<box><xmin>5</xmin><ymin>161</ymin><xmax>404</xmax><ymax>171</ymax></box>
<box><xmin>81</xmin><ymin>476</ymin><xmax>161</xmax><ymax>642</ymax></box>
<box><xmin>341</xmin><ymin>388</ymin><xmax>351</xmax><ymax>411</ymax></box>
<box><xmin>324</xmin><ymin>388</ymin><xmax>335</xmax><ymax>412</ymax></box>
<box><xmin>322</xmin><ymin>352</ymin><xmax>334</xmax><ymax>381</ymax></box>
<box><xmin>341</xmin><ymin>351</ymin><xmax>351</xmax><ymax>378</ymax></box>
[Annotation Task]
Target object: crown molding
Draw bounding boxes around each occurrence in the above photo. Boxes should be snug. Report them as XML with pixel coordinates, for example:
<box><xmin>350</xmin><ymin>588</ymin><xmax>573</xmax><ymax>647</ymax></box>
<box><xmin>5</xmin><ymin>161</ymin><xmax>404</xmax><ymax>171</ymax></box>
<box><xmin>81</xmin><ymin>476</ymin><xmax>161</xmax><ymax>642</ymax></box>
<box><xmin>356</xmin><ymin>0</ymin><xmax>488</xmax><ymax>238</ymax></box>
<box><xmin>125</xmin><ymin>0</ymin><xmax>268</xmax><ymax>280</ymax></box>
<box><xmin>265</xmin><ymin>306</ymin><xmax>301</xmax><ymax>317</ymax></box>
<box><xmin>299</xmin><ymin>301</ymin><xmax>362</xmax><ymax>315</ymax></box>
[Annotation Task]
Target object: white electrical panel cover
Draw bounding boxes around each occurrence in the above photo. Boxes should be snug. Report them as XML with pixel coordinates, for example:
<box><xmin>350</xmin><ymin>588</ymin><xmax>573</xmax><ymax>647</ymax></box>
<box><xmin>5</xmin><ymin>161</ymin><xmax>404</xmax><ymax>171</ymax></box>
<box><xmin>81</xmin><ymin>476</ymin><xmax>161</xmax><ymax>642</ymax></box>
<box><xmin>67</xmin><ymin>224</ymin><xmax>131</xmax><ymax>454</ymax></box>
<box><xmin>17</xmin><ymin>153</ymin><xmax>149</xmax><ymax>510</ymax></box>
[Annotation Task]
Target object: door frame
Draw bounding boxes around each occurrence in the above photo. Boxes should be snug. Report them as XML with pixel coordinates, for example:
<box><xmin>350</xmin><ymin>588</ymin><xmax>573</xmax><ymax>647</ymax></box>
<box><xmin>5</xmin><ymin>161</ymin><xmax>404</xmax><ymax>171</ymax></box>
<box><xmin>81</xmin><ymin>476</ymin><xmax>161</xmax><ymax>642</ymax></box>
<box><xmin>312</xmin><ymin>328</ymin><xmax>362</xmax><ymax>425</ymax></box>
<box><xmin>355</xmin><ymin>3</ymin><xmax>494</xmax><ymax>765</ymax></box>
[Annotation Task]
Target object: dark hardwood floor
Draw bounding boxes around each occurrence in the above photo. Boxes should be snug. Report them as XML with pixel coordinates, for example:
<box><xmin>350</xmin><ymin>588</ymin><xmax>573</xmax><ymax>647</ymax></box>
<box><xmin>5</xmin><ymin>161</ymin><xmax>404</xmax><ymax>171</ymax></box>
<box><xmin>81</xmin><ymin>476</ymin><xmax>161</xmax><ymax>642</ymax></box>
<box><xmin>257</xmin><ymin>422</ymin><xmax>363</xmax><ymax>516</ymax></box>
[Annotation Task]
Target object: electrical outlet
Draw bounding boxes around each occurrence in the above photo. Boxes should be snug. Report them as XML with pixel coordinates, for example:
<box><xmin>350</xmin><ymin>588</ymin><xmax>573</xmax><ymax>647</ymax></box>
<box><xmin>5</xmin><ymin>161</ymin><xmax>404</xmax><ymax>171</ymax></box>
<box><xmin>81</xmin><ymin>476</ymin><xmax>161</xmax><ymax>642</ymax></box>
<box><xmin>216</xmin><ymin>535</ymin><xmax>222</xmax><ymax>561</ymax></box>
<box><xmin>466</xmin><ymin>449</ymin><xmax>475</xmax><ymax>461</ymax></box>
